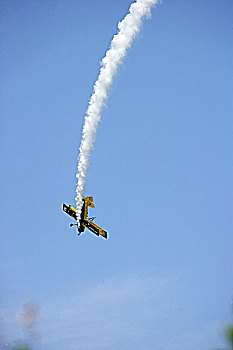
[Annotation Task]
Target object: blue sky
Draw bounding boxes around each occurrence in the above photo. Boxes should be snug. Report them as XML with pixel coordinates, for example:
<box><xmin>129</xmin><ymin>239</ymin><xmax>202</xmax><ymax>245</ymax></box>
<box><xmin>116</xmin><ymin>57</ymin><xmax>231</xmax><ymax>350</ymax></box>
<box><xmin>0</xmin><ymin>0</ymin><xmax>232</xmax><ymax>349</ymax></box>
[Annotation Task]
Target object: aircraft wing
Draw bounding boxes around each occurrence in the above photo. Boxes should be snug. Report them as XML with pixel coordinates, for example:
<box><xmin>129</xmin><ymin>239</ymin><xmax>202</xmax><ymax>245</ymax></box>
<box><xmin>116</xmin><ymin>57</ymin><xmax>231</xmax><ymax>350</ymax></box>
<box><xmin>83</xmin><ymin>219</ymin><xmax>107</xmax><ymax>239</ymax></box>
<box><xmin>63</xmin><ymin>203</ymin><xmax>77</xmax><ymax>220</ymax></box>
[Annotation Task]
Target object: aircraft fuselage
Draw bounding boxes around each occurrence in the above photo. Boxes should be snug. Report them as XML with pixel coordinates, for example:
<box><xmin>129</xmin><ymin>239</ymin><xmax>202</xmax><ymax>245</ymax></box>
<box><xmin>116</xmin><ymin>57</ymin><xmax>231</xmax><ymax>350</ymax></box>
<box><xmin>63</xmin><ymin>197</ymin><xmax>107</xmax><ymax>239</ymax></box>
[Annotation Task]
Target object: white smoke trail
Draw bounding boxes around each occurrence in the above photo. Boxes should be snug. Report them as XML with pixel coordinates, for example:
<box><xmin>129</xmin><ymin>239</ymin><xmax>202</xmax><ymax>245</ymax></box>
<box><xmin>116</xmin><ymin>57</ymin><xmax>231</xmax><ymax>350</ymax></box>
<box><xmin>75</xmin><ymin>0</ymin><xmax>159</xmax><ymax>223</ymax></box>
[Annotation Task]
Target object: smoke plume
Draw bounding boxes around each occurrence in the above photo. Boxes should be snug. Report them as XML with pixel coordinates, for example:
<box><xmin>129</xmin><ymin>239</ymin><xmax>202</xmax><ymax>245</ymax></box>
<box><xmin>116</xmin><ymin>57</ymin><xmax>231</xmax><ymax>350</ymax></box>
<box><xmin>75</xmin><ymin>0</ymin><xmax>158</xmax><ymax>224</ymax></box>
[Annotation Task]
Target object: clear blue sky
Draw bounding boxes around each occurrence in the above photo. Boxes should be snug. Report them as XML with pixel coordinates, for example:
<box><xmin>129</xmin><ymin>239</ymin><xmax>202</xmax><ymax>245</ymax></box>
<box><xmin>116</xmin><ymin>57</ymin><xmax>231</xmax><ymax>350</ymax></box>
<box><xmin>0</xmin><ymin>1</ymin><xmax>232</xmax><ymax>349</ymax></box>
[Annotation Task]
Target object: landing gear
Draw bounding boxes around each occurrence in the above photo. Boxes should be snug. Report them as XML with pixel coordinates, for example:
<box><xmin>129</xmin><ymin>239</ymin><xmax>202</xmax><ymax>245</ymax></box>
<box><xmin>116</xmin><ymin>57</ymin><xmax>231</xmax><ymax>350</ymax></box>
<box><xmin>70</xmin><ymin>223</ymin><xmax>78</xmax><ymax>227</ymax></box>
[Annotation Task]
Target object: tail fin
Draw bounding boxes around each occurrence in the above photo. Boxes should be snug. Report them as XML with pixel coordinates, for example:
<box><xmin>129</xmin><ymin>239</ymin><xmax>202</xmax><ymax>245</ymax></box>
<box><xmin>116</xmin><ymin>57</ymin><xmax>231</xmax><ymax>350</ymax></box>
<box><xmin>86</xmin><ymin>196</ymin><xmax>95</xmax><ymax>208</ymax></box>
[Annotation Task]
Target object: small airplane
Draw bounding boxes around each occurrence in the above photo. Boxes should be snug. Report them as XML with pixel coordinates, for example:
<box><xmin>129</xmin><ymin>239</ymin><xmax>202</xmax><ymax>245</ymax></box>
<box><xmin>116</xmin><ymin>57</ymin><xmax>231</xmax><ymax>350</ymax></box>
<box><xmin>63</xmin><ymin>196</ymin><xmax>107</xmax><ymax>239</ymax></box>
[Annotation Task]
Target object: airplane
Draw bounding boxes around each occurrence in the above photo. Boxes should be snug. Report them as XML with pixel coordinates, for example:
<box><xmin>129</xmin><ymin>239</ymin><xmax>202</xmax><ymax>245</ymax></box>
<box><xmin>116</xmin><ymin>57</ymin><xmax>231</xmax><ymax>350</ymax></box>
<box><xmin>63</xmin><ymin>196</ymin><xmax>107</xmax><ymax>239</ymax></box>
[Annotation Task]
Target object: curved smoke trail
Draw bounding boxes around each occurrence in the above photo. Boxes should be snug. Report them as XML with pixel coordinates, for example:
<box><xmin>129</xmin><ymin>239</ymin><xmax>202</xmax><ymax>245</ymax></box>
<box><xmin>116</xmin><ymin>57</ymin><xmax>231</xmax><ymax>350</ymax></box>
<box><xmin>75</xmin><ymin>0</ymin><xmax>158</xmax><ymax>224</ymax></box>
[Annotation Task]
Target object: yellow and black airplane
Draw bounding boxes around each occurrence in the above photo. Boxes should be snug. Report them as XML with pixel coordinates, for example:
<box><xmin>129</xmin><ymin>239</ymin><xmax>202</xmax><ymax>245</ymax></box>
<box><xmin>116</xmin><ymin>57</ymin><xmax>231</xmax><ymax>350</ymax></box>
<box><xmin>63</xmin><ymin>197</ymin><xmax>107</xmax><ymax>239</ymax></box>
